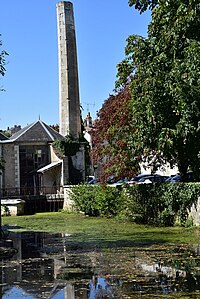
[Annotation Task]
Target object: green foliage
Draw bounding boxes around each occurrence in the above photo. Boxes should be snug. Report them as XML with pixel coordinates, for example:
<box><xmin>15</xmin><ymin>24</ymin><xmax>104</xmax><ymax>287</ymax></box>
<box><xmin>184</xmin><ymin>216</ymin><xmax>194</xmax><ymax>228</ymax></box>
<box><xmin>117</xmin><ymin>1</ymin><xmax>200</xmax><ymax>179</ymax></box>
<box><xmin>124</xmin><ymin>184</ymin><xmax>166</xmax><ymax>224</ymax></box>
<box><xmin>162</xmin><ymin>183</ymin><xmax>200</xmax><ymax>226</ymax></box>
<box><xmin>125</xmin><ymin>183</ymin><xmax>200</xmax><ymax>226</ymax></box>
<box><xmin>1</xmin><ymin>205</ymin><xmax>10</xmax><ymax>216</ymax></box>
<box><xmin>70</xmin><ymin>183</ymin><xmax>200</xmax><ymax>227</ymax></box>
<box><xmin>3</xmin><ymin>131</ymin><xmax>11</xmax><ymax>137</ymax></box>
<box><xmin>53</xmin><ymin>134</ymin><xmax>84</xmax><ymax>157</ymax></box>
<box><xmin>71</xmin><ymin>184</ymin><xmax>125</xmax><ymax>217</ymax></box>
<box><xmin>128</xmin><ymin>0</ymin><xmax>158</xmax><ymax>13</ymax></box>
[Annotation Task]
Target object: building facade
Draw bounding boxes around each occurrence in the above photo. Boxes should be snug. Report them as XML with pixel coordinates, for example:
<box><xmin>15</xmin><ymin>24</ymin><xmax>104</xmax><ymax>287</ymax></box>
<box><xmin>0</xmin><ymin>120</ymin><xmax>63</xmax><ymax>196</ymax></box>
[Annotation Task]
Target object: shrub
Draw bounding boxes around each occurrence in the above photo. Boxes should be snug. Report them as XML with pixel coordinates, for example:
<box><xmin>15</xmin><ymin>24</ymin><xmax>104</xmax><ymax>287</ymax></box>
<box><xmin>71</xmin><ymin>184</ymin><xmax>124</xmax><ymax>217</ymax></box>
<box><xmin>70</xmin><ymin>183</ymin><xmax>200</xmax><ymax>226</ymax></box>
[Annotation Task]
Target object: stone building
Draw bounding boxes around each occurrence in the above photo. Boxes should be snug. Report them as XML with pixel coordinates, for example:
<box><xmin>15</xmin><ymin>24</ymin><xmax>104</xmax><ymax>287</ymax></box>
<box><xmin>0</xmin><ymin>120</ymin><xmax>63</xmax><ymax>196</ymax></box>
<box><xmin>0</xmin><ymin>118</ymin><xmax>87</xmax><ymax>198</ymax></box>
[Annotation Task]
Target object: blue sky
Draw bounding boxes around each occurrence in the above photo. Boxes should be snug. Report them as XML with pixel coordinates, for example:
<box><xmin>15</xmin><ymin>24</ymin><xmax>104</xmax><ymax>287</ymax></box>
<box><xmin>0</xmin><ymin>0</ymin><xmax>151</xmax><ymax>130</ymax></box>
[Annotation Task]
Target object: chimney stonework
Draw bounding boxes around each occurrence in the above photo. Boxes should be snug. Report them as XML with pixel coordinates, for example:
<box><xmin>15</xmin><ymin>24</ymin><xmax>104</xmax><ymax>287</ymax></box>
<box><xmin>56</xmin><ymin>1</ymin><xmax>81</xmax><ymax>137</ymax></box>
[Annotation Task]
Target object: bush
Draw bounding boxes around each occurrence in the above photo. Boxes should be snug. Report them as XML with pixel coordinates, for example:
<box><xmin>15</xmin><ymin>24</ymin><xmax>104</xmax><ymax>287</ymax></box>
<box><xmin>124</xmin><ymin>184</ymin><xmax>165</xmax><ymax>224</ymax></box>
<box><xmin>71</xmin><ymin>184</ymin><xmax>124</xmax><ymax>217</ymax></box>
<box><xmin>69</xmin><ymin>183</ymin><xmax>200</xmax><ymax>226</ymax></box>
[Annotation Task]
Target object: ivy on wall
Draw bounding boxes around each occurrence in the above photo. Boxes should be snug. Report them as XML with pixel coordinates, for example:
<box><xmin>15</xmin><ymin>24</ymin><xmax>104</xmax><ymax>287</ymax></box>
<box><xmin>53</xmin><ymin>134</ymin><xmax>90</xmax><ymax>157</ymax></box>
<box><xmin>53</xmin><ymin>134</ymin><xmax>83</xmax><ymax>157</ymax></box>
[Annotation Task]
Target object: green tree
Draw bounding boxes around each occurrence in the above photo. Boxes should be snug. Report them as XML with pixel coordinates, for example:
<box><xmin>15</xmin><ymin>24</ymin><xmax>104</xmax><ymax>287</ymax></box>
<box><xmin>117</xmin><ymin>0</ymin><xmax>200</xmax><ymax>180</ymax></box>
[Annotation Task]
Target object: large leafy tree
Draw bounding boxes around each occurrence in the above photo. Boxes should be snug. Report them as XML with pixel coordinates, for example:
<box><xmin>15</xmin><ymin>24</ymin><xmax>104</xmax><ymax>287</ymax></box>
<box><xmin>92</xmin><ymin>85</ymin><xmax>140</xmax><ymax>181</ymax></box>
<box><xmin>117</xmin><ymin>0</ymin><xmax>200</xmax><ymax>180</ymax></box>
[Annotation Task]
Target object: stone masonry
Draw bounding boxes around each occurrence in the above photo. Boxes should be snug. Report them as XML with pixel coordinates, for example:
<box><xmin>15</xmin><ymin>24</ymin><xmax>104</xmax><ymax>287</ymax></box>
<box><xmin>56</xmin><ymin>1</ymin><xmax>81</xmax><ymax>137</ymax></box>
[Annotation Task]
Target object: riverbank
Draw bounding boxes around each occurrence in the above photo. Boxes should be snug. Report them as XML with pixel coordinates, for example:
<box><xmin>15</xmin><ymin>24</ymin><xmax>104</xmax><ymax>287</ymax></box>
<box><xmin>2</xmin><ymin>211</ymin><xmax>200</xmax><ymax>246</ymax></box>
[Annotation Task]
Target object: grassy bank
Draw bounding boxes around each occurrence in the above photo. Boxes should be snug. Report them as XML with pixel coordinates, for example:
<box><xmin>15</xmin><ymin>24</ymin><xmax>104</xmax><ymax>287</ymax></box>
<box><xmin>2</xmin><ymin>211</ymin><xmax>200</xmax><ymax>246</ymax></box>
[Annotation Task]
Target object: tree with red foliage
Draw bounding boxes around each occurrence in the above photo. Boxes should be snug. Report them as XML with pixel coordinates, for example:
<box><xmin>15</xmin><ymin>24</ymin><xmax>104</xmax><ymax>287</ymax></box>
<box><xmin>91</xmin><ymin>85</ymin><xmax>140</xmax><ymax>181</ymax></box>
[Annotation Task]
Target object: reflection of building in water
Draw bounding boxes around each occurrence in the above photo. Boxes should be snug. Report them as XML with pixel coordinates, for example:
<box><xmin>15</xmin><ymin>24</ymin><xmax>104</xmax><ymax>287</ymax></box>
<box><xmin>1</xmin><ymin>231</ymin><xmax>93</xmax><ymax>299</ymax></box>
<box><xmin>1</xmin><ymin>231</ymin><xmax>200</xmax><ymax>298</ymax></box>
<box><xmin>1</xmin><ymin>232</ymin><xmax>61</xmax><ymax>298</ymax></box>
<box><xmin>64</xmin><ymin>285</ymin><xmax>75</xmax><ymax>299</ymax></box>
<box><xmin>89</xmin><ymin>274</ymin><xmax>114</xmax><ymax>299</ymax></box>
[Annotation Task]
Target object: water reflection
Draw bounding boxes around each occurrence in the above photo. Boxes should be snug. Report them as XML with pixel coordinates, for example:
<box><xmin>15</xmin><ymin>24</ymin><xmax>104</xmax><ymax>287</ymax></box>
<box><xmin>89</xmin><ymin>274</ymin><xmax>117</xmax><ymax>298</ymax></box>
<box><xmin>0</xmin><ymin>230</ymin><xmax>200</xmax><ymax>298</ymax></box>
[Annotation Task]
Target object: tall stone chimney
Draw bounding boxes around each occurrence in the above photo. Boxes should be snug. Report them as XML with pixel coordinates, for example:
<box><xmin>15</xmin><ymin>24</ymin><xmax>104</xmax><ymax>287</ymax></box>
<box><xmin>56</xmin><ymin>1</ymin><xmax>81</xmax><ymax>137</ymax></box>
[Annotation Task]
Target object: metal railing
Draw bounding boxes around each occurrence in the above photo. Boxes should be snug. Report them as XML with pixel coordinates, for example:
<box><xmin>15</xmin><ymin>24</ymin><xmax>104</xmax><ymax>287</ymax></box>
<box><xmin>0</xmin><ymin>187</ymin><xmax>64</xmax><ymax>214</ymax></box>
<box><xmin>1</xmin><ymin>187</ymin><xmax>64</xmax><ymax>198</ymax></box>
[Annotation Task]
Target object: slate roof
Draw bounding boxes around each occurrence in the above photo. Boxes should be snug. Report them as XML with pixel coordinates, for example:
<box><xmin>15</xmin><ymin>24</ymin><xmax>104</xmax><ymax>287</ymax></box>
<box><xmin>9</xmin><ymin>120</ymin><xmax>63</xmax><ymax>142</ymax></box>
<box><xmin>0</xmin><ymin>132</ymin><xmax>9</xmax><ymax>140</ymax></box>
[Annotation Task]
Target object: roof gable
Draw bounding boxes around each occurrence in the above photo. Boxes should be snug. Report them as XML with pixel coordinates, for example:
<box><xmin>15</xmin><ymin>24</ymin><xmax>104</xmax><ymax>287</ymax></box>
<box><xmin>9</xmin><ymin>120</ymin><xmax>63</xmax><ymax>142</ymax></box>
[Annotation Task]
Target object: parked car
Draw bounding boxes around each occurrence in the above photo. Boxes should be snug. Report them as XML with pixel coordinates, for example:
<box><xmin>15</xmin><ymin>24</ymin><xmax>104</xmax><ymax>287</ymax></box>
<box><xmin>165</xmin><ymin>175</ymin><xmax>181</xmax><ymax>182</ymax></box>
<box><xmin>137</xmin><ymin>175</ymin><xmax>168</xmax><ymax>184</ymax></box>
<box><xmin>127</xmin><ymin>174</ymin><xmax>151</xmax><ymax>184</ymax></box>
<box><xmin>165</xmin><ymin>171</ymin><xmax>199</xmax><ymax>182</ymax></box>
<box><xmin>106</xmin><ymin>176</ymin><xmax>119</xmax><ymax>185</ymax></box>
<box><xmin>108</xmin><ymin>178</ymin><xmax>129</xmax><ymax>188</ymax></box>
<box><xmin>87</xmin><ymin>178</ymin><xmax>99</xmax><ymax>184</ymax></box>
<box><xmin>85</xmin><ymin>175</ymin><xmax>95</xmax><ymax>183</ymax></box>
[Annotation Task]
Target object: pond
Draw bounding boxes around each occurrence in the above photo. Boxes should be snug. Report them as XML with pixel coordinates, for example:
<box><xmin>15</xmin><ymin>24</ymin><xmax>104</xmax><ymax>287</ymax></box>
<box><xmin>0</xmin><ymin>230</ymin><xmax>200</xmax><ymax>298</ymax></box>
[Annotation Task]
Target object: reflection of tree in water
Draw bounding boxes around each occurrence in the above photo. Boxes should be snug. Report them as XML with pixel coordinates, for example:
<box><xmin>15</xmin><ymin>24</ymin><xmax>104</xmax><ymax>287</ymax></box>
<box><xmin>156</xmin><ymin>245</ymin><xmax>200</xmax><ymax>293</ymax></box>
<box><xmin>1</xmin><ymin>232</ymin><xmax>200</xmax><ymax>298</ymax></box>
<box><xmin>128</xmin><ymin>246</ymin><xmax>200</xmax><ymax>296</ymax></box>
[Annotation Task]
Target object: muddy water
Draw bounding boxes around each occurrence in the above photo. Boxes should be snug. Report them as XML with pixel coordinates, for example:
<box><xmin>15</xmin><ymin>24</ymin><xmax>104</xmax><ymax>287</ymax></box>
<box><xmin>1</xmin><ymin>231</ymin><xmax>200</xmax><ymax>298</ymax></box>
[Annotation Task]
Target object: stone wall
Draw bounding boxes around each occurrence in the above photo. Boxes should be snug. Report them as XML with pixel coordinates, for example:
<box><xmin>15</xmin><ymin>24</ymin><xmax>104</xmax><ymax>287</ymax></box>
<box><xmin>189</xmin><ymin>197</ymin><xmax>200</xmax><ymax>226</ymax></box>
<box><xmin>4</xmin><ymin>143</ymin><xmax>16</xmax><ymax>189</ymax></box>
<box><xmin>63</xmin><ymin>185</ymin><xmax>74</xmax><ymax>210</ymax></box>
<box><xmin>1</xmin><ymin>199</ymin><xmax>25</xmax><ymax>216</ymax></box>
